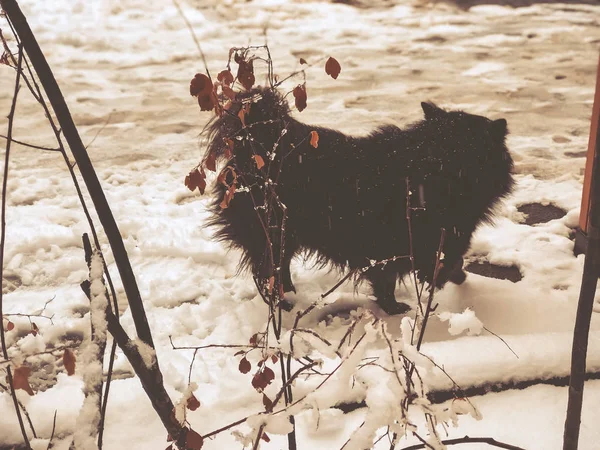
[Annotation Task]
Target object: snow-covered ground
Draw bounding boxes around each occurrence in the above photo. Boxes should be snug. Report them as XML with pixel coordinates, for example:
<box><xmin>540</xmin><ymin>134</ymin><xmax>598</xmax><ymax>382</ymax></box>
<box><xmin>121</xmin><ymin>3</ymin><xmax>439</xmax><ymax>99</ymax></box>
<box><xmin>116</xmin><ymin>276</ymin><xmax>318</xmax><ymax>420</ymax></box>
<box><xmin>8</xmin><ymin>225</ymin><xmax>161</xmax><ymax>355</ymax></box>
<box><xmin>1</xmin><ymin>0</ymin><xmax>600</xmax><ymax>449</ymax></box>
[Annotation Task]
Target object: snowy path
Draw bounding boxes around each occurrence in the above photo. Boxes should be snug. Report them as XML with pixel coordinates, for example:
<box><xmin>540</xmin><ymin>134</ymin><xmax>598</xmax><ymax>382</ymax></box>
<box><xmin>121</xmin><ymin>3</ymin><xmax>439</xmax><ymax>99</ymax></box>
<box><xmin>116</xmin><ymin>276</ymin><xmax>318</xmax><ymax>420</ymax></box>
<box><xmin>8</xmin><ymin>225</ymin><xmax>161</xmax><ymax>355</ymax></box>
<box><xmin>1</xmin><ymin>0</ymin><xmax>600</xmax><ymax>449</ymax></box>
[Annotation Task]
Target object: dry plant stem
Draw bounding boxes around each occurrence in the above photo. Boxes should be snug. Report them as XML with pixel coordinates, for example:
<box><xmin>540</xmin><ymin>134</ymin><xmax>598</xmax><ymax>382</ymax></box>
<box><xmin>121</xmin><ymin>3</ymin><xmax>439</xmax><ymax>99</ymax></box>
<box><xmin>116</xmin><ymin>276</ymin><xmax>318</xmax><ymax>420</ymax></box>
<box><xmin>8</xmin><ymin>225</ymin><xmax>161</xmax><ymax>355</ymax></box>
<box><xmin>1</xmin><ymin>0</ymin><xmax>154</xmax><ymax>350</ymax></box>
<box><xmin>400</xmin><ymin>436</ymin><xmax>525</xmax><ymax>450</ymax></box>
<box><xmin>202</xmin><ymin>332</ymin><xmax>369</xmax><ymax>441</ymax></box>
<box><xmin>103</xmin><ymin>307</ymin><xmax>187</xmax><ymax>447</ymax></box>
<box><xmin>0</xmin><ymin>135</ymin><xmax>59</xmax><ymax>151</ymax></box>
<box><xmin>416</xmin><ymin>229</ymin><xmax>446</xmax><ymax>351</ymax></box>
<box><xmin>1</xmin><ymin>22</ymin><xmax>121</xmax><ymax>445</ymax></box>
<box><xmin>79</xmin><ymin>247</ymin><xmax>186</xmax><ymax>447</ymax></box>
<box><xmin>172</xmin><ymin>0</ymin><xmax>211</xmax><ymax>83</ymax></box>
<box><xmin>563</xmin><ymin>89</ymin><xmax>600</xmax><ymax>450</ymax></box>
<box><xmin>79</xmin><ymin>234</ymin><xmax>107</xmax><ymax>448</ymax></box>
<box><xmin>0</xmin><ymin>43</ymin><xmax>31</xmax><ymax>449</ymax></box>
<box><xmin>483</xmin><ymin>326</ymin><xmax>519</xmax><ymax>359</ymax></box>
<box><xmin>47</xmin><ymin>410</ymin><xmax>57</xmax><ymax>450</ymax></box>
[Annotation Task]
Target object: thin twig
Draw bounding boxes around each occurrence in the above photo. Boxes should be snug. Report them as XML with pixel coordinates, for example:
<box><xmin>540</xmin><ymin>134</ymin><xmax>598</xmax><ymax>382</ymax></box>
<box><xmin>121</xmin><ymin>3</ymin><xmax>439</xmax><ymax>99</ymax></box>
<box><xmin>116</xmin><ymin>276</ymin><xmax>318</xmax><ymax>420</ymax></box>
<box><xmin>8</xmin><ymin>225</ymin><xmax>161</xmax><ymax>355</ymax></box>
<box><xmin>483</xmin><ymin>326</ymin><xmax>519</xmax><ymax>359</ymax></box>
<box><xmin>0</xmin><ymin>42</ymin><xmax>31</xmax><ymax>450</ymax></box>
<box><xmin>47</xmin><ymin>410</ymin><xmax>57</xmax><ymax>450</ymax></box>
<box><xmin>85</xmin><ymin>111</ymin><xmax>113</xmax><ymax>150</ymax></box>
<box><xmin>172</xmin><ymin>0</ymin><xmax>211</xmax><ymax>82</ymax></box>
<box><xmin>399</xmin><ymin>435</ymin><xmax>525</xmax><ymax>450</ymax></box>
<box><xmin>0</xmin><ymin>135</ymin><xmax>60</xmax><ymax>151</ymax></box>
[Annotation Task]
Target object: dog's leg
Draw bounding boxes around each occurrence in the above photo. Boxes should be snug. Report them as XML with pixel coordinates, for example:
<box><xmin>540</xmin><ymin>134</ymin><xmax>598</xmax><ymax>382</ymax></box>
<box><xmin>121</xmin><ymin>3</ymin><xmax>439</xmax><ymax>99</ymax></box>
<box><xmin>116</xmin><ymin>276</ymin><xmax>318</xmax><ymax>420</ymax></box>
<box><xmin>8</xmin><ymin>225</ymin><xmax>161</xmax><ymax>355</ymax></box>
<box><xmin>366</xmin><ymin>266</ymin><xmax>410</xmax><ymax>315</ymax></box>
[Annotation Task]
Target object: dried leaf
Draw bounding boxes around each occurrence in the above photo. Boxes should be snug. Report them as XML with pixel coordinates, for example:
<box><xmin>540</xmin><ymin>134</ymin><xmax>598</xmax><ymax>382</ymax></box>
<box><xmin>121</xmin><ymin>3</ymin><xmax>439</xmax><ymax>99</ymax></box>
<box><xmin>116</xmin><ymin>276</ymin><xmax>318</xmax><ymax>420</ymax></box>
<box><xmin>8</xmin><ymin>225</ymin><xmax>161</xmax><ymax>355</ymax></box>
<box><xmin>205</xmin><ymin>152</ymin><xmax>217</xmax><ymax>172</ymax></box>
<box><xmin>6</xmin><ymin>320</ymin><xmax>14</xmax><ymax>331</ymax></box>
<box><xmin>251</xmin><ymin>371</ymin><xmax>267</xmax><ymax>391</ymax></box>
<box><xmin>165</xmin><ymin>445</ymin><xmax>173</xmax><ymax>450</ymax></box>
<box><xmin>197</xmin><ymin>92</ymin><xmax>215</xmax><ymax>112</ymax></box>
<box><xmin>31</xmin><ymin>322</ymin><xmax>39</xmax><ymax>336</ymax></box>
<box><xmin>190</xmin><ymin>73</ymin><xmax>212</xmax><ymax>97</ymax></box>
<box><xmin>13</xmin><ymin>366</ymin><xmax>34</xmax><ymax>396</ymax></box>
<box><xmin>325</xmin><ymin>57</ymin><xmax>341</xmax><ymax>80</ymax></box>
<box><xmin>299</xmin><ymin>58</ymin><xmax>307</xmax><ymax>65</ymax></box>
<box><xmin>237</xmin><ymin>60</ymin><xmax>255</xmax><ymax>91</ymax></box>
<box><xmin>239</xmin><ymin>357</ymin><xmax>251</xmax><ymax>374</ymax></box>
<box><xmin>253</xmin><ymin>155</ymin><xmax>265</xmax><ymax>170</ymax></box>
<box><xmin>263</xmin><ymin>366</ymin><xmax>275</xmax><ymax>384</ymax></box>
<box><xmin>261</xmin><ymin>433</ymin><xmax>271</xmax><ymax>443</ymax></box>
<box><xmin>186</xmin><ymin>429</ymin><xmax>204</xmax><ymax>450</ymax></box>
<box><xmin>310</xmin><ymin>130</ymin><xmax>319</xmax><ymax>148</ymax></box>
<box><xmin>217</xmin><ymin>69</ymin><xmax>234</xmax><ymax>86</ymax></box>
<box><xmin>185</xmin><ymin>169</ymin><xmax>207</xmax><ymax>194</ymax></box>
<box><xmin>262</xmin><ymin>393</ymin><xmax>273</xmax><ymax>411</ymax></box>
<box><xmin>190</xmin><ymin>73</ymin><xmax>215</xmax><ymax>111</ymax></box>
<box><xmin>234</xmin><ymin>350</ymin><xmax>245</xmax><ymax>356</ymax></box>
<box><xmin>220</xmin><ymin>185</ymin><xmax>236</xmax><ymax>210</ymax></box>
<box><xmin>222</xmin><ymin>85</ymin><xmax>236</xmax><ymax>100</ymax></box>
<box><xmin>293</xmin><ymin>84</ymin><xmax>307</xmax><ymax>112</ymax></box>
<box><xmin>249</xmin><ymin>333</ymin><xmax>259</xmax><ymax>346</ymax></box>
<box><xmin>187</xmin><ymin>394</ymin><xmax>201</xmax><ymax>411</ymax></box>
<box><xmin>238</xmin><ymin>108</ymin><xmax>246</xmax><ymax>127</ymax></box>
<box><xmin>271</xmin><ymin>354</ymin><xmax>278</xmax><ymax>364</ymax></box>
<box><xmin>63</xmin><ymin>349</ymin><xmax>76</xmax><ymax>376</ymax></box>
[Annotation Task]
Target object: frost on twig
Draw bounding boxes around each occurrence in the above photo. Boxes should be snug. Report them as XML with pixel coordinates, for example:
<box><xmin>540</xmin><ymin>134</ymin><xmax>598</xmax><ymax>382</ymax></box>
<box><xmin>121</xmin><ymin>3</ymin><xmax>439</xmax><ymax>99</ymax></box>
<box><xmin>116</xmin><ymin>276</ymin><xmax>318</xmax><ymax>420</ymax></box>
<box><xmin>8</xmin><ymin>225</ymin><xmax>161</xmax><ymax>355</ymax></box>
<box><xmin>73</xmin><ymin>249</ymin><xmax>108</xmax><ymax>450</ymax></box>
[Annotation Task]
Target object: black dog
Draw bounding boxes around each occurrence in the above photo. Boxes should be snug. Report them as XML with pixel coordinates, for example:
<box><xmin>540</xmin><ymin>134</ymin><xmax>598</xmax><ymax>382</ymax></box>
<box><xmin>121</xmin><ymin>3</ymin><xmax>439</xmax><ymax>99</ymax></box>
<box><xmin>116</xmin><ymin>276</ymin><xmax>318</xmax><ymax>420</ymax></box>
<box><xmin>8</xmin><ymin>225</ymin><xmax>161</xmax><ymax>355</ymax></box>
<box><xmin>204</xmin><ymin>88</ymin><xmax>514</xmax><ymax>314</ymax></box>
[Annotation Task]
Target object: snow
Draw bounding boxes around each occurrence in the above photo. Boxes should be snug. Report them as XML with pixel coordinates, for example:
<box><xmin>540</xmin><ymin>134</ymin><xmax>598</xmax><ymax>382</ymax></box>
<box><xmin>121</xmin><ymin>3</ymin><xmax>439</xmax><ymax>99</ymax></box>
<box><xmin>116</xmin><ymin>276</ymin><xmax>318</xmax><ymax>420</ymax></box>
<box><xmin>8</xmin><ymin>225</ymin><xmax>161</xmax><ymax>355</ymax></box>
<box><xmin>438</xmin><ymin>308</ymin><xmax>484</xmax><ymax>336</ymax></box>
<box><xmin>0</xmin><ymin>0</ymin><xmax>600</xmax><ymax>449</ymax></box>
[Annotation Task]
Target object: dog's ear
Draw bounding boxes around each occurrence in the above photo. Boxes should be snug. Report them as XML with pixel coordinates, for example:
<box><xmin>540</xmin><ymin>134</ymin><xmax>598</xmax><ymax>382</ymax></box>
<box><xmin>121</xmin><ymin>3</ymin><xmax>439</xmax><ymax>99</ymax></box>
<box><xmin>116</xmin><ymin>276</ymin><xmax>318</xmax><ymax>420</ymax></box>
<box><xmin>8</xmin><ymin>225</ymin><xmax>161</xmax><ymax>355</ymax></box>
<box><xmin>490</xmin><ymin>118</ymin><xmax>508</xmax><ymax>137</ymax></box>
<box><xmin>421</xmin><ymin>102</ymin><xmax>445</xmax><ymax>120</ymax></box>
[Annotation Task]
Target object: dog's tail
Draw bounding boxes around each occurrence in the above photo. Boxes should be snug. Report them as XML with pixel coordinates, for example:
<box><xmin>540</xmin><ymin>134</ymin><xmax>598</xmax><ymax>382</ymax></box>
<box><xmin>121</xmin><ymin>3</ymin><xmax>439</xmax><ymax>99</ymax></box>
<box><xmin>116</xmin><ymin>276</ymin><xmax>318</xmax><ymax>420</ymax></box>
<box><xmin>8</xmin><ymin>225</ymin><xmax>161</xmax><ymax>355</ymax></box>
<box><xmin>203</xmin><ymin>86</ymin><xmax>292</xmax><ymax>164</ymax></box>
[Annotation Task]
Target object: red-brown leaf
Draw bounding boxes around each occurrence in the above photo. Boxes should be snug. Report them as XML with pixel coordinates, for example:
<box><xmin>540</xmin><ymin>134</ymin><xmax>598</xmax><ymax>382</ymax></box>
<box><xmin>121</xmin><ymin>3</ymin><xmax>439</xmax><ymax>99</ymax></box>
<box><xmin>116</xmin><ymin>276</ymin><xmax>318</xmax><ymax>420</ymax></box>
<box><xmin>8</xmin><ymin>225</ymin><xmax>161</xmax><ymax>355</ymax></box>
<box><xmin>197</xmin><ymin>92</ymin><xmax>215</xmax><ymax>112</ymax></box>
<box><xmin>239</xmin><ymin>357</ymin><xmax>251</xmax><ymax>374</ymax></box>
<box><xmin>31</xmin><ymin>322</ymin><xmax>39</xmax><ymax>336</ymax></box>
<box><xmin>299</xmin><ymin>58</ymin><xmax>307</xmax><ymax>65</ymax></box>
<box><xmin>13</xmin><ymin>366</ymin><xmax>34</xmax><ymax>396</ymax></box>
<box><xmin>6</xmin><ymin>320</ymin><xmax>14</xmax><ymax>331</ymax></box>
<box><xmin>205</xmin><ymin>152</ymin><xmax>217</xmax><ymax>172</ymax></box>
<box><xmin>186</xmin><ymin>429</ymin><xmax>204</xmax><ymax>450</ymax></box>
<box><xmin>271</xmin><ymin>354</ymin><xmax>278</xmax><ymax>364</ymax></box>
<box><xmin>249</xmin><ymin>333</ymin><xmax>259</xmax><ymax>346</ymax></box>
<box><xmin>262</xmin><ymin>393</ymin><xmax>273</xmax><ymax>411</ymax></box>
<box><xmin>187</xmin><ymin>394</ymin><xmax>201</xmax><ymax>411</ymax></box>
<box><xmin>263</xmin><ymin>366</ymin><xmax>275</xmax><ymax>384</ymax></box>
<box><xmin>261</xmin><ymin>433</ymin><xmax>271</xmax><ymax>443</ymax></box>
<box><xmin>234</xmin><ymin>350</ymin><xmax>245</xmax><ymax>356</ymax></box>
<box><xmin>222</xmin><ymin>85</ymin><xmax>236</xmax><ymax>100</ymax></box>
<box><xmin>63</xmin><ymin>349</ymin><xmax>76</xmax><ymax>376</ymax></box>
<box><xmin>310</xmin><ymin>131</ymin><xmax>319</xmax><ymax>148</ymax></box>
<box><xmin>325</xmin><ymin>57</ymin><xmax>341</xmax><ymax>79</ymax></box>
<box><xmin>237</xmin><ymin>60</ymin><xmax>255</xmax><ymax>91</ymax></box>
<box><xmin>185</xmin><ymin>169</ymin><xmax>207</xmax><ymax>194</ymax></box>
<box><xmin>217</xmin><ymin>69</ymin><xmax>234</xmax><ymax>86</ymax></box>
<box><xmin>238</xmin><ymin>108</ymin><xmax>246</xmax><ymax>127</ymax></box>
<box><xmin>293</xmin><ymin>84</ymin><xmax>307</xmax><ymax>112</ymax></box>
<box><xmin>251</xmin><ymin>371</ymin><xmax>267</xmax><ymax>391</ymax></box>
<box><xmin>190</xmin><ymin>73</ymin><xmax>212</xmax><ymax>97</ymax></box>
<box><xmin>165</xmin><ymin>445</ymin><xmax>173</xmax><ymax>450</ymax></box>
<box><xmin>253</xmin><ymin>155</ymin><xmax>265</xmax><ymax>170</ymax></box>
<box><xmin>220</xmin><ymin>185</ymin><xmax>236</xmax><ymax>210</ymax></box>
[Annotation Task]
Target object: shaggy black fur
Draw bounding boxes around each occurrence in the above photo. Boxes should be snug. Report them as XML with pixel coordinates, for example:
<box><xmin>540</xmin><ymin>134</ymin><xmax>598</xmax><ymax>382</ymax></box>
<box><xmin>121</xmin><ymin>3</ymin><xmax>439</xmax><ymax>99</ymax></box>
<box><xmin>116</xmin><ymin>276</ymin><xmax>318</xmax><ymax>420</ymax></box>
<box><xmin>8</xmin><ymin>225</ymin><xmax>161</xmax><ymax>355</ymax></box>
<box><xmin>204</xmin><ymin>88</ymin><xmax>514</xmax><ymax>314</ymax></box>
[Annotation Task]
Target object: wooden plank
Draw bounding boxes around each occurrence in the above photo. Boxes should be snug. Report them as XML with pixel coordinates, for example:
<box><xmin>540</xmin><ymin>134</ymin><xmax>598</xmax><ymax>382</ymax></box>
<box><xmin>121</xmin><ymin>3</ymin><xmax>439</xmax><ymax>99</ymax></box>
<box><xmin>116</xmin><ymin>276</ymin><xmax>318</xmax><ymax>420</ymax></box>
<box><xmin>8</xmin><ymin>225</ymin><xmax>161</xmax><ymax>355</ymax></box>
<box><xmin>579</xmin><ymin>54</ymin><xmax>600</xmax><ymax>233</ymax></box>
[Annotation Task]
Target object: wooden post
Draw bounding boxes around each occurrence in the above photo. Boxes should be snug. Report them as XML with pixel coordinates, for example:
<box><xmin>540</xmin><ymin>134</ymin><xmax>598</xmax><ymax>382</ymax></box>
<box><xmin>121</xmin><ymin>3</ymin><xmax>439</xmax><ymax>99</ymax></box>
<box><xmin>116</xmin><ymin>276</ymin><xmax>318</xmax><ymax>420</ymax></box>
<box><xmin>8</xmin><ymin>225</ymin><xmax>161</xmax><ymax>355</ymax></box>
<box><xmin>574</xmin><ymin>54</ymin><xmax>600</xmax><ymax>255</ymax></box>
